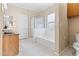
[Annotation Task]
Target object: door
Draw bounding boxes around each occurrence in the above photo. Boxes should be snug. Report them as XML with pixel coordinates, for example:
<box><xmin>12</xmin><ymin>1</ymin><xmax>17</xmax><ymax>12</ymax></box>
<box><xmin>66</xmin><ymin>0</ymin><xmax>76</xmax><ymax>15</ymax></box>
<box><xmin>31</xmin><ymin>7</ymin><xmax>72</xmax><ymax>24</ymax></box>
<box><xmin>16</xmin><ymin>15</ymin><xmax>28</xmax><ymax>39</ymax></box>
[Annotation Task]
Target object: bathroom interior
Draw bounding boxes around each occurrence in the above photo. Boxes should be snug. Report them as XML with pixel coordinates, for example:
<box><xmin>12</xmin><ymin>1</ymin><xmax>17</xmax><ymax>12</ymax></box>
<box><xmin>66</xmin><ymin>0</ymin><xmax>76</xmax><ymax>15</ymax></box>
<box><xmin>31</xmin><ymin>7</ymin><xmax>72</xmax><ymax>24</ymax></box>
<box><xmin>0</xmin><ymin>3</ymin><xmax>79</xmax><ymax>56</ymax></box>
<box><xmin>1</xmin><ymin>3</ymin><xmax>56</xmax><ymax>56</ymax></box>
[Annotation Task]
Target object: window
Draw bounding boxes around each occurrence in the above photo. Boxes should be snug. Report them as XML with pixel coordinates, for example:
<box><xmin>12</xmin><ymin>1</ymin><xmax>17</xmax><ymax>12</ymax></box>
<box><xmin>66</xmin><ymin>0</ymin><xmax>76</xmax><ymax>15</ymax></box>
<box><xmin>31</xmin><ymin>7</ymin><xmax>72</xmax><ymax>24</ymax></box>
<box><xmin>34</xmin><ymin>16</ymin><xmax>45</xmax><ymax>28</ymax></box>
<box><xmin>47</xmin><ymin>13</ymin><xmax>55</xmax><ymax>23</ymax></box>
<box><xmin>47</xmin><ymin>13</ymin><xmax>55</xmax><ymax>31</ymax></box>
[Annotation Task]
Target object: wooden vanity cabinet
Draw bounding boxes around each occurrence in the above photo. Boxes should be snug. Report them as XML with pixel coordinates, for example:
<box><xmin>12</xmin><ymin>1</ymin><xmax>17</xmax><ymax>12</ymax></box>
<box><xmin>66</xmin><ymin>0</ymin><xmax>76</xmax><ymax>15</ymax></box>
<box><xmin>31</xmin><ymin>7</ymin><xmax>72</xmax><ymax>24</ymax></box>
<box><xmin>3</xmin><ymin>34</ymin><xmax>19</xmax><ymax>56</ymax></box>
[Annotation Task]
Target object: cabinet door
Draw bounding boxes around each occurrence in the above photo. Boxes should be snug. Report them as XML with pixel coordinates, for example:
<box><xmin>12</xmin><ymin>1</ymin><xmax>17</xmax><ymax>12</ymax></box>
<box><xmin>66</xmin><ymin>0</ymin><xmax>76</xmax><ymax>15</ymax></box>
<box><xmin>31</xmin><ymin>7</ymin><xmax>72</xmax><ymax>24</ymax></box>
<box><xmin>3</xmin><ymin>35</ymin><xmax>11</xmax><ymax>56</ymax></box>
<box><xmin>7</xmin><ymin>35</ymin><xmax>19</xmax><ymax>56</ymax></box>
<box><xmin>74</xmin><ymin>3</ymin><xmax>79</xmax><ymax>16</ymax></box>
<box><xmin>67</xmin><ymin>3</ymin><xmax>79</xmax><ymax>17</ymax></box>
<box><xmin>67</xmin><ymin>3</ymin><xmax>75</xmax><ymax>17</ymax></box>
<box><xmin>3</xmin><ymin>34</ymin><xmax>19</xmax><ymax>56</ymax></box>
<box><xmin>12</xmin><ymin>35</ymin><xmax>19</xmax><ymax>55</ymax></box>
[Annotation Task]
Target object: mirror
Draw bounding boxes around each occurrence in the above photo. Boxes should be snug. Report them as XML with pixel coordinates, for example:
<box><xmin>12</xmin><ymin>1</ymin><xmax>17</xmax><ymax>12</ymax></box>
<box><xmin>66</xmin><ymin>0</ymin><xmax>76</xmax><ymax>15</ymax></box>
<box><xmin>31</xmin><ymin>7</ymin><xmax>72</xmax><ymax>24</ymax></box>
<box><xmin>2</xmin><ymin>3</ymin><xmax>14</xmax><ymax>34</ymax></box>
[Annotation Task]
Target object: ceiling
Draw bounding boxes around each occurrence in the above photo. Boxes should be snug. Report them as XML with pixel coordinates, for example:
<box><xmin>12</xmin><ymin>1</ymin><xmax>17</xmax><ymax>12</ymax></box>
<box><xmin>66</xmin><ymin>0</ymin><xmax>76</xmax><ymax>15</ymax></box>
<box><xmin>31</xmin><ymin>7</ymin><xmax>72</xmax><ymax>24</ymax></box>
<box><xmin>8</xmin><ymin>3</ymin><xmax>54</xmax><ymax>12</ymax></box>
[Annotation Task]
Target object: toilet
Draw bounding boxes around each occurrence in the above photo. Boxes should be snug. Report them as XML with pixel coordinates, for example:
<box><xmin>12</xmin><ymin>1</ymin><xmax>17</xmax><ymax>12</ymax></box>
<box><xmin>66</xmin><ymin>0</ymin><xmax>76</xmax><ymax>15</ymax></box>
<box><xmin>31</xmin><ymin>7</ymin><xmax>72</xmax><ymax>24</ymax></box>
<box><xmin>73</xmin><ymin>33</ymin><xmax>79</xmax><ymax>56</ymax></box>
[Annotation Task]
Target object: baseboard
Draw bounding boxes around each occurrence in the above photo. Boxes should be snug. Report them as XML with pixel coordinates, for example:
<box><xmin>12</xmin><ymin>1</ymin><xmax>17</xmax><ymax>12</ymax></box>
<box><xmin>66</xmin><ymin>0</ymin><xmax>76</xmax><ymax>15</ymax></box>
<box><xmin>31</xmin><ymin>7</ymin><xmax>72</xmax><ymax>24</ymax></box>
<box><xmin>59</xmin><ymin>46</ymin><xmax>70</xmax><ymax>56</ymax></box>
<box><xmin>52</xmin><ymin>46</ymin><xmax>70</xmax><ymax>56</ymax></box>
<box><xmin>54</xmin><ymin>51</ymin><xmax>59</xmax><ymax>56</ymax></box>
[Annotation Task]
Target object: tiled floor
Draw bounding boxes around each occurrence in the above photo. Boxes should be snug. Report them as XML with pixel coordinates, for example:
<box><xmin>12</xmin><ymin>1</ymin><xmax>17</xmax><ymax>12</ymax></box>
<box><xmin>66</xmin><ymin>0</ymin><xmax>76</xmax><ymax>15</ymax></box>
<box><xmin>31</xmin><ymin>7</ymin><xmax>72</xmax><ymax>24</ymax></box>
<box><xmin>18</xmin><ymin>39</ymin><xmax>56</xmax><ymax>56</ymax></box>
<box><xmin>18</xmin><ymin>39</ymin><xmax>75</xmax><ymax>56</ymax></box>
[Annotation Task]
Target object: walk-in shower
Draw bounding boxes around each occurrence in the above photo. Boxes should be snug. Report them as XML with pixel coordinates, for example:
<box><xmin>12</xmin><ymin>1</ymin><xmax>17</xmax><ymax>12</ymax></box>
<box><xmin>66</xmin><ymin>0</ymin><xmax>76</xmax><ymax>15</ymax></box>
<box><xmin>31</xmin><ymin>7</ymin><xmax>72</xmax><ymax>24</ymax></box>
<box><xmin>32</xmin><ymin>13</ymin><xmax>55</xmax><ymax>50</ymax></box>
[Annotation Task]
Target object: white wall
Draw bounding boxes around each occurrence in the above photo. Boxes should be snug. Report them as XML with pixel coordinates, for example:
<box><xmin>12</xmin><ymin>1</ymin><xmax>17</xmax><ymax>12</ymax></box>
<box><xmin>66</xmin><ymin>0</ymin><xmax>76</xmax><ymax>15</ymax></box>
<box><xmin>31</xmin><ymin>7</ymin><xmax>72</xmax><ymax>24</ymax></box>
<box><xmin>58</xmin><ymin>3</ymin><xmax>68</xmax><ymax>54</ymax></box>
<box><xmin>16</xmin><ymin>15</ymin><xmax>28</xmax><ymax>39</ymax></box>
<box><xmin>69</xmin><ymin>17</ymin><xmax>79</xmax><ymax>45</ymax></box>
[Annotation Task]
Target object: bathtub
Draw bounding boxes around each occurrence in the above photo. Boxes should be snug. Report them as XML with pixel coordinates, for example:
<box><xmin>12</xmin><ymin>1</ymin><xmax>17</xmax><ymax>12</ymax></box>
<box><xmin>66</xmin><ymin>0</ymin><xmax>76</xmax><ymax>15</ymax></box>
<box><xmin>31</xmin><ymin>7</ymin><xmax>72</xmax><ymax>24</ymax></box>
<box><xmin>33</xmin><ymin>28</ymin><xmax>55</xmax><ymax>50</ymax></box>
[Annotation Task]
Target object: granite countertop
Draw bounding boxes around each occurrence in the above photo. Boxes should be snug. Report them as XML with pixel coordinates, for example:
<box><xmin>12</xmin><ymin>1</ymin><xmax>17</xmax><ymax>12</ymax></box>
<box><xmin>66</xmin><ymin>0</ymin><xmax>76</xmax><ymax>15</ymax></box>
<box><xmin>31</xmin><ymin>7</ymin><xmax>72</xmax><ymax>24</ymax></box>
<box><xmin>0</xmin><ymin>32</ymin><xmax>19</xmax><ymax>36</ymax></box>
